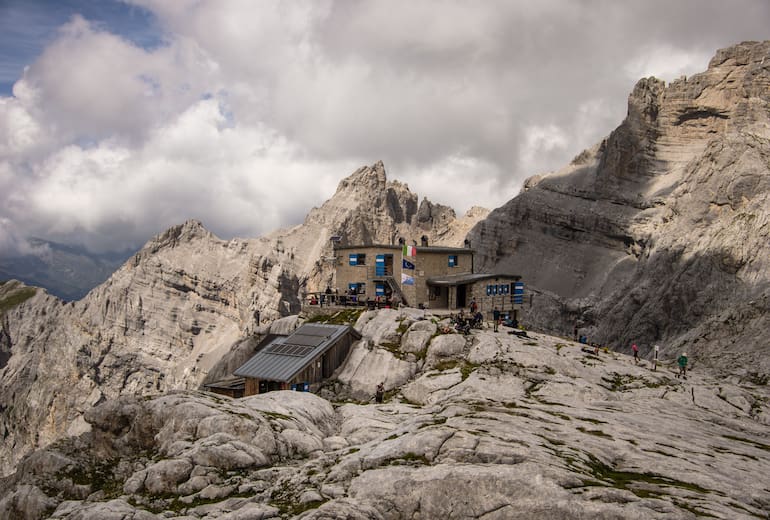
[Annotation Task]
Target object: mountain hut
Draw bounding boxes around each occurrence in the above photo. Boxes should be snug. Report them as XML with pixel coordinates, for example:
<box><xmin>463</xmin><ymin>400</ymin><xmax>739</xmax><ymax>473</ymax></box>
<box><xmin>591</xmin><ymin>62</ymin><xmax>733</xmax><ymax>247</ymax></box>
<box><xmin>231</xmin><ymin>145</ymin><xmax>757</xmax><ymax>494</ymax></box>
<box><xmin>233</xmin><ymin>323</ymin><xmax>361</xmax><ymax>396</ymax></box>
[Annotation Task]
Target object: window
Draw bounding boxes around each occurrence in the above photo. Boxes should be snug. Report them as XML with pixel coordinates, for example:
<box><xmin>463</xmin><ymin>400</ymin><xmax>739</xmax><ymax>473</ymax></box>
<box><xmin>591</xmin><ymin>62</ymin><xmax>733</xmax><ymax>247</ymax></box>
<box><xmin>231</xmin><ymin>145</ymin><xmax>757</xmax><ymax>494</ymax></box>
<box><xmin>348</xmin><ymin>282</ymin><xmax>366</xmax><ymax>294</ymax></box>
<box><xmin>448</xmin><ymin>255</ymin><xmax>458</xmax><ymax>267</ymax></box>
<box><xmin>348</xmin><ymin>253</ymin><xmax>367</xmax><ymax>266</ymax></box>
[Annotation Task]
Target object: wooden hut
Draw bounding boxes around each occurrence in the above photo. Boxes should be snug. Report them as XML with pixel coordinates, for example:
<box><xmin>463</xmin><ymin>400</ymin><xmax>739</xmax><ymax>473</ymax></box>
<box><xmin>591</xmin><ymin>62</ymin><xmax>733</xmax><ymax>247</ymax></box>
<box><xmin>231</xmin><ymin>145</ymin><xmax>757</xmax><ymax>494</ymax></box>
<box><xmin>234</xmin><ymin>323</ymin><xmax>361</xmax><ymax>396</ymax></box>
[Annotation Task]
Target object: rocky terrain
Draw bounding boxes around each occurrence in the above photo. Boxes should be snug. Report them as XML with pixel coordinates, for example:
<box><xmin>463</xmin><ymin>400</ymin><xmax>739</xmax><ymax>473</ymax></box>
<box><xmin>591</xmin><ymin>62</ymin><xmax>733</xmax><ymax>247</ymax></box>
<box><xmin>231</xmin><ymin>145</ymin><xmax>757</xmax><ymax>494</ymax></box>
<box><xmin>0</xmin><ymin>163</ymin><xmax>486</xmax><ymax>476</ymax></box>
<box><xmin>468</xmin><ymin>41</ymin><xmax>770</xmax><ymax>377</ymax></box>
<box><xmin>1</xmin><ymin>39</ymin><xmax>769</xmax><ymax>519</ymax></box>
<box><xmin>1</xmin><ymin>309</ymin><xmax>768</xmax><ymax>519</ymax></box>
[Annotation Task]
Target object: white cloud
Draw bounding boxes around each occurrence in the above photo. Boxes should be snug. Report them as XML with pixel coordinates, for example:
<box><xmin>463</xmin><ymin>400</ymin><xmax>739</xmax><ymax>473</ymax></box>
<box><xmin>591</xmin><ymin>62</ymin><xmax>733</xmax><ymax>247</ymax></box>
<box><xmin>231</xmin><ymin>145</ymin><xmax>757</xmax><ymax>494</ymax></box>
<box><xmin>1</xmin><ymin>0</ymin><xmax>768</xmax><ymax>254</ymax></box>
<box><xmin>0</xmin><ymin>217</ymin><xmax>51</xmax><ymax>258</ymax></box>
<box><xmin>624</xmin><ymin>45</ymin><xmax>713</xmax><ymax>82</ymax></box>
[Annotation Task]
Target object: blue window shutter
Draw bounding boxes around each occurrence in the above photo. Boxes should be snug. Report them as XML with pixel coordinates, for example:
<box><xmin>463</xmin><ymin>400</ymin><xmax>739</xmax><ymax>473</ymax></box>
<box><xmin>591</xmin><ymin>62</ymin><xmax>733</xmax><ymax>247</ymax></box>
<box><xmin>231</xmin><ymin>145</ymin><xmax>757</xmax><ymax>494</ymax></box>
<box><xmin>349</xmin><ymin>254</ymin><xmax>357</xmax><ymax>266</ymax></box>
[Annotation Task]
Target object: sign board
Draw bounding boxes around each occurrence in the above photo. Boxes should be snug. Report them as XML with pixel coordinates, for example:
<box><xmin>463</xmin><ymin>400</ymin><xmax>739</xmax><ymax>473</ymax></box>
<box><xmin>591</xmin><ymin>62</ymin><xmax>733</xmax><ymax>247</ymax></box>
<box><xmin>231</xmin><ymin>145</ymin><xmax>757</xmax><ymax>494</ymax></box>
<box><xmin>513</xmin><ymin>282</ymin><xmax>525</xmax><ymax>305</ymax></box>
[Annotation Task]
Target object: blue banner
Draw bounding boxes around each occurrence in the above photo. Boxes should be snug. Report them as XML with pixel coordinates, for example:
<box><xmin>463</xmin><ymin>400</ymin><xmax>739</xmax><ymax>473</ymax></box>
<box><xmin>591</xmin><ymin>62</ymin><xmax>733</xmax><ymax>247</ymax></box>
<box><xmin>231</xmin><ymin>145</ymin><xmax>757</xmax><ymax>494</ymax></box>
<box><xmin>513</xmin><ymin>282</ymin><xmax>525</xmax><ymax>304</ymax></box>
<box><xmin>402</xmin><ymin>259</ymin><xmax>415</xmax><ymax>270</ymax></box>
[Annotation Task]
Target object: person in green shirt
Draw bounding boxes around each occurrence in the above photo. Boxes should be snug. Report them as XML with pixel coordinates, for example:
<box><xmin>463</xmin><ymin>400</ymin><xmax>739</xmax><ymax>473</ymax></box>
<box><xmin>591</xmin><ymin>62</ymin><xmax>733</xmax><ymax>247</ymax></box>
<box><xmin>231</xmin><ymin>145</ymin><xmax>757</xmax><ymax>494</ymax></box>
<box><xmin>677</xmin><ymin>352</ymin><xmax>688</xmax><ymax>379</ymax></box>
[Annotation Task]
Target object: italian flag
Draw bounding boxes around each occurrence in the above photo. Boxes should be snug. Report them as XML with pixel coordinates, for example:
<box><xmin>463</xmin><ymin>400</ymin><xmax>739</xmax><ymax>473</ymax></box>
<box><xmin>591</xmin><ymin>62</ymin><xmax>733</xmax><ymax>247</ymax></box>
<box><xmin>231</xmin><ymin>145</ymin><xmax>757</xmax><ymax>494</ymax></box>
<box><xmin>402</xmin><ymin>245</ymin><xmax>417</xmax><ymax>257</ymax></box>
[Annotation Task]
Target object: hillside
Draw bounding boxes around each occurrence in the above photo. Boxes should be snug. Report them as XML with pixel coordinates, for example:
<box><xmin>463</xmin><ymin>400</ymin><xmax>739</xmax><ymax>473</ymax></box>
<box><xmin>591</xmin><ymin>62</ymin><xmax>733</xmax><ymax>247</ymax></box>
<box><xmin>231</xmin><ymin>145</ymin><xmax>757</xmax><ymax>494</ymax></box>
<box><xmin>469</xmin><ymin>41</ymin><xmax>770</xmax><ymax>376</ymax></box>
<box><xmin>0</xmin><ymin>163</ymin><xmax>485</xmax><ymax>477</ymax></box>
<box><xmin>1</xmin><ymin>309</ymin><xmax>768</xmax><ymax>519</ymax></box>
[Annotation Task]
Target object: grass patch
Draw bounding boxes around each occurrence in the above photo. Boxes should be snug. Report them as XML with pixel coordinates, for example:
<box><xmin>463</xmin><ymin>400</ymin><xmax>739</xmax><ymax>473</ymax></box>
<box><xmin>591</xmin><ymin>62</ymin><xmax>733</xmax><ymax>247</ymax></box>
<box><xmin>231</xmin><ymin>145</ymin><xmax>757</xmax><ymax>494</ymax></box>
<box><xmin>261</xmin><ymin>410</ymin><xmax>293</xmax><ymax>421</ymax></box>
<box><xmin>577</xmin><ymin>417</ymin><xmax>607</xmax><ymax>425</ymax></box>
<box><xmin>576</xmin><ymin>426</ymin><xmax>613</xmax><ymax>439</ymax></box>
<box><xmin>433</xmin><ymin>359</ymin><xmax>479</xmax><ymax>380</ymax></box>
<box><xmin>305</xmin><ymin>308</ymin><xmax>363</xmax><ymax>325</ymax></box>
<box><xmin>396</xmin><ymin>320</ymin><xmax>409</xmax><ymax>335</ymax></box>
<box><xmin>599</xmin><ymin>372</ymin><xmax>669</xmax><ymax>392</ymax></box>
<box><xmin>380</xmin><ymin>341</ymin><xmax>405</xmax><ymax>359</ymax></box>
<box><xmin>54</xmin><ymin>458</ymin><xmax>123</xmax><ymax>499</ymax></box>
<box><xmin>0</xmin><ymin>286</ymin><xmax>37</xmax><ymax>316</ymax></box>
<box><xmin>581</xmin><ymin>452</ymin><xmax>712</xmax><ymax>498</ymax></box>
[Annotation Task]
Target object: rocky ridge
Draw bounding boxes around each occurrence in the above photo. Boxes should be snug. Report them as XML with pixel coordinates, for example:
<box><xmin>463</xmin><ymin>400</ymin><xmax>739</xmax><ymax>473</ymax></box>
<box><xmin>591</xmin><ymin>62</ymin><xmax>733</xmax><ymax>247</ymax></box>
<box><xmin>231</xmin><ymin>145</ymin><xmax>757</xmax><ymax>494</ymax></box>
<box><xmin>0</xmin><ymin>163</ymin><xmax>485</xmax><ymax>477</ymax></box>
<box><xmin>468</xmin><ymin>41</ymin><xmax>770</xmax><ymax>375</ymax></box>
<box><xmin>1</xmin><ymin>309</ymin><xmax>768</xmax><ymax>519</ymax></box>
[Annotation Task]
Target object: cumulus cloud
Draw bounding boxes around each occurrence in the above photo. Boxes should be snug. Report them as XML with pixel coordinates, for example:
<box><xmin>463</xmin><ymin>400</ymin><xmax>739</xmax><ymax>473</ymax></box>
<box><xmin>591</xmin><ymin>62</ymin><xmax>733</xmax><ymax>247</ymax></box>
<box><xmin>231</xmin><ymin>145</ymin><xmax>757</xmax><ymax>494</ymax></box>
<box><xmin>1</xmin><ymin>0</ymin><xmax>768</xmax><ymax>254</ymax></box>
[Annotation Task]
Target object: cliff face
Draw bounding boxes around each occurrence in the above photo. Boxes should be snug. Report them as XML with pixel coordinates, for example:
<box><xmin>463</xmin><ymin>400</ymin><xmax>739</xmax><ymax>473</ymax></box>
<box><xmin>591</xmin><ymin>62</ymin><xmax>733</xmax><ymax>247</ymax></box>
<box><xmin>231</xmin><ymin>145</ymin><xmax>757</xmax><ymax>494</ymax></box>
<box><xmin>469</xmin><ymin>41</ymin><xmax>770</xmax><ymax>374</ymax></box>
<box><xmin>0</xmin><ymin>163</ymin><xmax>483</xmax><ymax>476</ymax></box>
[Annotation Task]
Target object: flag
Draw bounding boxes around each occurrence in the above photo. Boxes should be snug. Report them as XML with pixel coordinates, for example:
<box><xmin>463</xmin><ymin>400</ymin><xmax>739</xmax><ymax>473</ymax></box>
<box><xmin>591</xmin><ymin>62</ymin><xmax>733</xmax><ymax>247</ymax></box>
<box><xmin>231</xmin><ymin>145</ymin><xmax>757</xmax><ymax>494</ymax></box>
<box><xmin>401</xmin><ymin>273</ymin><xmax>415</xmax><ymax>285</ymax></box>
<box><xmin>402</xmin><ymin>244</ymin><xmax>416</xmax><ymax>257</ymax></box>
<box><xmin>402</xmin><ymin>259</ymin><xmax>415</xmax><ymax>270</ymax></box>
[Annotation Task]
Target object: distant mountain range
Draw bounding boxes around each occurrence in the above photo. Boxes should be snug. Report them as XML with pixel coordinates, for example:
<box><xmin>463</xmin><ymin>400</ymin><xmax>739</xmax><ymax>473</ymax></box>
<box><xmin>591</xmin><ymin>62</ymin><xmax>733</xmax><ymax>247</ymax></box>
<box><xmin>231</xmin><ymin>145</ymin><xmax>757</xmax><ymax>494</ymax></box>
<box><xmin>0</xmin><ymin>239</ymin><xmax>134</xmax><ymax>301</ymax></box>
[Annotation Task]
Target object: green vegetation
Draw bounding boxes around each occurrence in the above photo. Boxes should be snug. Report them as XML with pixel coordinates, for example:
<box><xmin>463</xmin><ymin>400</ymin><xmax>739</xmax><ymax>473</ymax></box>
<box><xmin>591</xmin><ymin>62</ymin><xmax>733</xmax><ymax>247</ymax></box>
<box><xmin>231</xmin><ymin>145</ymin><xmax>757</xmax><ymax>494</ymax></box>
<box><xmin>396</xmin><ymin>319</ymin><xmax>409</xmax><ymax>335</ymax></box>
<box><xmin>580</xmin><ymin>451</ymin><xmax>712</xmax><ymax>499</ymax></box>
<box><xmin>305</xmin><ymin>308</ymin><xmax>364</xmax><ymax>325</ymax></box>
<box><xmin>379</xmin><ymin>341</ymin><xmax>404</xmax><ymax>359</ymax></box>
<box><xmin>386</xmin><ymin>452</ymin><xmax>430</xmax><ymax>466</ymax></box>
<box><xmin>600</xmin><ymin>372</ymin><xmax>673</xmax><ymax>392</ymax></box>
<box><xmin>0</xmin><ymin>284</ymin><xmax>37</xmax><ymax>317</ymax></box>
<box><xmin>55</xmin><ymin>458</ymin><xmax>123</xmax><ymax>499</ymax></box>
<box><xmin>576</xmin><ymin>426</ymin><xmax>613</xmax><ymax>439</ymax></box>
<box><xmin>261</xmin><ymin>410</ymin><xmax>293</xmax><ymax>421</ymax></box>
<box><xmin>432</xmin><ymin>359</ymin><xmax>479</xmax><ymax>380</ymax></box>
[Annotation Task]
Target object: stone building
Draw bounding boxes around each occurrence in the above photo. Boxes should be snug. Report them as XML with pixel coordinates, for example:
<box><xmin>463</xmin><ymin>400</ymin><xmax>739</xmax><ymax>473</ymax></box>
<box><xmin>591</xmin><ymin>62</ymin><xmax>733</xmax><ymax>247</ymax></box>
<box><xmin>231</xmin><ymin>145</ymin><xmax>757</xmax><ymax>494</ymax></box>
<box><xmin>333</xmin><ymin>243</ymin><xmax>521</xmax><ymax>311</ymax></box>
<box><xmin>426</xmin><ymin>272</ymin><xmax>523</xmax><ymax>315</ymax></box>
<box><xmin>333</xmin><ymin>243</ymin><xmax>474</xmax><ymax>308</ymax></box>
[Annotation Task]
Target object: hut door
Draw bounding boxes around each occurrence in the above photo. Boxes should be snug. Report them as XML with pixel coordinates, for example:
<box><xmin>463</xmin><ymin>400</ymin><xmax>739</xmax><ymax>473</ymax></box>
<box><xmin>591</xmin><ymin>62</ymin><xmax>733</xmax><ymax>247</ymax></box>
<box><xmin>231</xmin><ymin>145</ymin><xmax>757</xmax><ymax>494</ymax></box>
<box><xmin>457</xmin><ymin>285</ymin><xmax>467</xmax><ymax>309</ymax></box>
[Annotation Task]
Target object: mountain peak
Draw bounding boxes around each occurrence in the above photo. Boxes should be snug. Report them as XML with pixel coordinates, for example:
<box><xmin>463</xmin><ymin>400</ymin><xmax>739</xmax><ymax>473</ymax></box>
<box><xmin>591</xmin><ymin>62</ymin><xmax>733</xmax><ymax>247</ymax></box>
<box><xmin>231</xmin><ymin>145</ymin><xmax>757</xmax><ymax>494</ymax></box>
<box><xmin>143</xmin><ymin>219</ymin><xmax>215</xmax><ymax>254</ymax></box>
<box><xmin>335</xmin><ymin>160</ymin><xmax>388</xmax><ymax>195</ymax></box>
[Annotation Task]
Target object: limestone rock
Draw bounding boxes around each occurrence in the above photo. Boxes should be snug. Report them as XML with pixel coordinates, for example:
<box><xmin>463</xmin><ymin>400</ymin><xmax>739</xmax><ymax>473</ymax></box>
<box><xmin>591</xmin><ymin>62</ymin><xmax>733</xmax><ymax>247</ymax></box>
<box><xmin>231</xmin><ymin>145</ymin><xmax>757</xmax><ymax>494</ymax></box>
<box><xmin>469</xmin><ymin>40</ymin><xmax>770</xmax><ymax>376</ymax></box>
<box><xmin>0</xmin><ymin>161</ymin><xmax>485</xmax><ymax>476</ymax></box>
<box><xmin>1</xmin><ymin>309</ymin><xmax>769</xmax><ymax>519</ymax></box>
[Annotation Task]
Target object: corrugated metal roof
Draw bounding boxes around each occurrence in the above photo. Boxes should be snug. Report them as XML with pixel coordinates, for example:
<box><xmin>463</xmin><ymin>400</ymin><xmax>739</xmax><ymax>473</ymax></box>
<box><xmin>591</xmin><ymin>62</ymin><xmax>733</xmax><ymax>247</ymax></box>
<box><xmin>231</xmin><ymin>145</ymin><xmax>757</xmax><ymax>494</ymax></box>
<box><xmin>233</xmin><ymin>323</ymin><xmax>360</xmax><ymax>382</ymax></box>
<box><xmin>427</xmin><ymin>272</ymin><xmax>521</xmax><ymax>286</ymax></box>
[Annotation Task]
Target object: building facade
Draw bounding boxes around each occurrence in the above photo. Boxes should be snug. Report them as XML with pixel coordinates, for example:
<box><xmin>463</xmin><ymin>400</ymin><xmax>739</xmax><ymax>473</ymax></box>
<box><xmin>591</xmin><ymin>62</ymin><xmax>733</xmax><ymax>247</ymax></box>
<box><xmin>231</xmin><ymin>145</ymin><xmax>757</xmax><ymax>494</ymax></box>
<box><xmin>333</xmin><ymin>244</ymin><xmax>475</xmax><ymax>308</ymax></box>
<box><xmin>426</xmin><ymin>273</ymin><xmax>522</xmax><ymax>314</ymax></box>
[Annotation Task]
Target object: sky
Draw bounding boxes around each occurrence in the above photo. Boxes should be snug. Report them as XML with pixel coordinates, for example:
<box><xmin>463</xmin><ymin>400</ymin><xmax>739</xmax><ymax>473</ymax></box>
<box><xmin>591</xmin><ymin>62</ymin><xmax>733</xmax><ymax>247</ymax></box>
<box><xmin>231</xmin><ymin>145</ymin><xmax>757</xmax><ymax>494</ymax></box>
<box><xmin>0</xmin><ymin>0</ymin><xmax>768</xmax><ymax>256</ymax></box>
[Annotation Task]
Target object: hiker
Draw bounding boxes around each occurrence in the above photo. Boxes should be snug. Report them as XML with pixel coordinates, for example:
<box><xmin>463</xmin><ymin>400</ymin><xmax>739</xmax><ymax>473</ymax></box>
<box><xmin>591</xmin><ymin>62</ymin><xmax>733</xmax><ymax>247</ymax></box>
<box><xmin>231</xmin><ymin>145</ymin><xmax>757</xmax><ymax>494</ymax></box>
<box><xmin>375</xmin><ymin>382</ymin><xmax>384</xmax><ymax>403</ymax></box>
<box><xmin>493</xmin><ymin>307</ymin><xmax>500</xmax><ymax>332</ymax></box>
<box><xmin>677</xmin><ymin>352</ymin><xmax>688</xmax><ymax>379</ymax></box>
<box><xmin>653</xmin><ymin>345</ymin><xmax>659</xmax><ymax>371</ymax></box>
<box><xmin>632</xmin><ymin>343</ymin><xmax>639</xmax><ymax>364</ymax></box>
